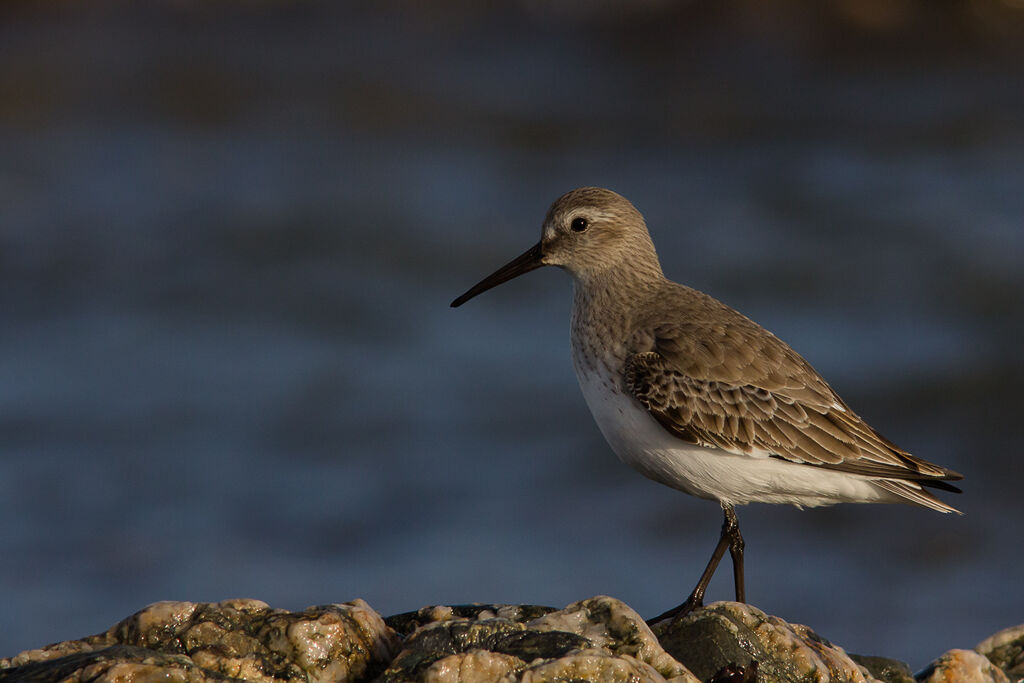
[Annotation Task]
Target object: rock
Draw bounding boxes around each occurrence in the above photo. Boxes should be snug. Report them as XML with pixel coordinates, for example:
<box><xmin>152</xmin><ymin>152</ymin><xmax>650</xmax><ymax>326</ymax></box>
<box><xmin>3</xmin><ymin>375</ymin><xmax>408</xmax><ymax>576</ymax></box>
<box><xmin>976</xmin><ymin>623</ymin><xmax>1024</xmax><ymax>681</ymax></box>
<box><xmin>651</xmin><ymin>601</ymin><xmax>881</xmax><ymax>683</ymax></box>
<box><xmin>530</xmin><ymin>595</ymin><xmax>695</xmax><ymax>679</ymax></box>
<box><xmin>2</xmin><ymin>598</ymin><xmax>1021</xmax><ymax>683</ymax></box>
<box><xmin>0</xmin><ymin>645</ymin><xmax>231</xmax><ymax>683</ymax></box>
<box><xmin>917</xmin><ymin>648</ymin><xmax>1011</xmax><ymax>683</ymax></box>
<box><xmin>849</xmin><ymin>654</ymin><xmax>915</xmax><ymax>683</ymax></box>
<box><xmin>0</xmin><ymin>598</ymin><xmax>401</xmax><ymax>683</ymax></box>
<box><xmin>420</xmin><ymin>649</ymin><xmax>524</xmax><ymax>683</ymax></box>
<box><xmin>385</xmin><ymin>605</ymin><xmax>558</xmax><ymax>636</ymax></box>
<box><xmin>377</xmin><ymin>595</ymin><xmax>699</xmax><ymax>683</ymax></box>
<box><xmin>516</xmin><ymin>649</ymin><xmax>682</xmax><ymax>683</ymax></box>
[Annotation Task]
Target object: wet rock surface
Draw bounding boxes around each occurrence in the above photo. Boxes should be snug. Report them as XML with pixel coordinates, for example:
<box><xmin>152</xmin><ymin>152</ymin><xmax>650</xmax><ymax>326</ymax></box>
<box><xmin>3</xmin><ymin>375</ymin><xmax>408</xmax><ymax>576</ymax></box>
<box><xmin>651</xmin><ymin>601</ymin><xmax>880</xmax><ymax>683</ymax></box>
<box><xmin>916</xmin><ymin>649</ymin><xmax>1011</xmax><ymax>683</ymax></box>
<box><xmin>976</xmin><ymin>624</ymin><xmax>1024</xmax><ymax>682</ymax></box>
<box><xmin>849</xmin><ymin>654</ymin><xmax>915</xmax><ymax>683</ymax></box>
<box><xmin>0</xmin><ymin>598</ymin><xmax>401</xmax><ymax>683</ymax></box>
<box><xmin>377</xmin><ymin>596</ymin><xmax>697</xmax><ymax>683</ymax></box>
<box><xmin>1</xmin><ymin>597</ymin><xmax>1020</xmax><ymax>682</ymax></box>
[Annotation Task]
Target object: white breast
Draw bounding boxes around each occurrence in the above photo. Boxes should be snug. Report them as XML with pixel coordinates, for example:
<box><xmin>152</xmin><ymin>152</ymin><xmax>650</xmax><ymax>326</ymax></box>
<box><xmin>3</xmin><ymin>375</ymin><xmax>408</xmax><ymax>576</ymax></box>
<box><xmin>573</xmin><ymin>364</ymin><xmax>899</xmax><ymax>508</ymax></box>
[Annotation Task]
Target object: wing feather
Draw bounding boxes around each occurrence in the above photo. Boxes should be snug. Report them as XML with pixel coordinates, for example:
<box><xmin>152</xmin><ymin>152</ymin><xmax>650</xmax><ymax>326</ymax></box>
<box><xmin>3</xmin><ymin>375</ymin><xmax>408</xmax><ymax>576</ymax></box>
<box><xmin>622</xmin><ymin>334</ymin><xmax>962</xmax><ymax>490</ymax></box>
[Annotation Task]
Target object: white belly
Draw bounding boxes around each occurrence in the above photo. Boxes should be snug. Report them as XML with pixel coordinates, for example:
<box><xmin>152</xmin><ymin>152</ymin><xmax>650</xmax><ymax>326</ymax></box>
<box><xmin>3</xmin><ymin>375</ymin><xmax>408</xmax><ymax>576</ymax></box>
<box><xmin>574</xmin><ymin>366</ymin><xmax>898</xmax><ymax>508</ymax></box>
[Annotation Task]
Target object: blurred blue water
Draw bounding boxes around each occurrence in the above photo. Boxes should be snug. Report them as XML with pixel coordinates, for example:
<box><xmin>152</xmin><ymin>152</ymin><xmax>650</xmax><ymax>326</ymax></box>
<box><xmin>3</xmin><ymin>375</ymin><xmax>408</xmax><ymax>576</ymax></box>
<box><xmin>1</xmin><ymin>3</ymin><xmax>1022</xmax><ymax>668</ymax></box>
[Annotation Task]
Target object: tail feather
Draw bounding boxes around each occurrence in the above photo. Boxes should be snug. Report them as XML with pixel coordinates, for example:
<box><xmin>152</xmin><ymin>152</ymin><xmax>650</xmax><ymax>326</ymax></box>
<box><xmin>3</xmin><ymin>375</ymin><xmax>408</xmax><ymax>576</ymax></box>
<box><xmin>874</xmin><ymin>479</ymin><xmax>962</xmax><ymax>514</ymax></box>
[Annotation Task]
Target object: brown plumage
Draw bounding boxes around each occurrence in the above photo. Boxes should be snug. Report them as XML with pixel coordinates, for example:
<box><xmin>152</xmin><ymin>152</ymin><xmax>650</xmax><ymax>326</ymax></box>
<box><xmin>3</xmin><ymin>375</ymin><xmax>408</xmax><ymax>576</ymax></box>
<box><xmin>622</xmin><ymin>308</ymin><xmax>960</xmax><ymax>491</ymax></box>
<box><xmin>452</xmin><ymin>186</ymin><xmax>963</xmax><ymax>622</ymax></box>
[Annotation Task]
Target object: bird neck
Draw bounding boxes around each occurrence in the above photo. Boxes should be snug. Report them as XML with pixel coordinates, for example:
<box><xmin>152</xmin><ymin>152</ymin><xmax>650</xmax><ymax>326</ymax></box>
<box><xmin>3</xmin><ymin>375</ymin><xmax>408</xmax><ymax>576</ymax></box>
<box><xmin>570</xmin><ymin>254</ymin><xmax>665</xmax><ymax>306</ymax></box>
<box><xmin>569</xmin><ymin>258</ymin><xmax>664</xmax><ymax>366</ymax></box>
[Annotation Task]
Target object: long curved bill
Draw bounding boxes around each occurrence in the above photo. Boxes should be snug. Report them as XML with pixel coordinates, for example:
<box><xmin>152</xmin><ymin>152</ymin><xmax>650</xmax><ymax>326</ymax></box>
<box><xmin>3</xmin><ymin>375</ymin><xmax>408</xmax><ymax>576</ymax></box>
<box><xmin>451</xmin><ymin>242</ymin><xmax>545</xmax><ymax>307</ymax></box>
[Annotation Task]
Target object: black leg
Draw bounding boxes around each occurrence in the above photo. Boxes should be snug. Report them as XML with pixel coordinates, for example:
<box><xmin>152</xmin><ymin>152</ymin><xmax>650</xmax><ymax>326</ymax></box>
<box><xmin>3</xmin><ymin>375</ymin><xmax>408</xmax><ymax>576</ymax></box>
<box><xmin>647</xmin><ymin>504</ymin><xmax>745</xmax><ymax>625</ymax></box>
<box><xmin>724</xmin><ymin>504</ymin><xmax>745</xmax><ymax>603</ymax></box>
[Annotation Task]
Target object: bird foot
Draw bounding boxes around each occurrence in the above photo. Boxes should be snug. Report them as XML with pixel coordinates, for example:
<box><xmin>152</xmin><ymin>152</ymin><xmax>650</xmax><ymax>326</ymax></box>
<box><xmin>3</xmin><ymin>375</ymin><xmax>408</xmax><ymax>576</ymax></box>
<box><xmin>645</xmin><ymin>595</ymin><xmax>703</xmax><ymax>626</ymax></box>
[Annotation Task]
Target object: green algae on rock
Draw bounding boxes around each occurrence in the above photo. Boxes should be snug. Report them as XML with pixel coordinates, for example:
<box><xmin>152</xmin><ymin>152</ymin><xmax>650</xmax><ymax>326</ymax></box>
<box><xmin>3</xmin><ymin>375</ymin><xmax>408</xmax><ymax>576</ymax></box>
<box><xmin>2</xmin><ymin>597</ymin><xmax>1021</xmax><ymax>683</ymax></box>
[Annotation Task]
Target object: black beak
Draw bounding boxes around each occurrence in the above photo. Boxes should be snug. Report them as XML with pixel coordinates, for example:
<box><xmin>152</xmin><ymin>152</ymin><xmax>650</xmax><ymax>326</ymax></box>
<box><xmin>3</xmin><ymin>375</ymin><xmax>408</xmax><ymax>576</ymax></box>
<box><xmin>451</xmin><ymin>242</ymin><xmax>545</xmax><ymax>307</ymax></box>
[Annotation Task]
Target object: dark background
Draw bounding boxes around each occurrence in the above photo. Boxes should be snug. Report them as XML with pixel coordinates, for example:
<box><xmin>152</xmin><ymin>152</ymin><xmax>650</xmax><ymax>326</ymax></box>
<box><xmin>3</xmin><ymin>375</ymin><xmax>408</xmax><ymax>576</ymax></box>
<box><xmin>2</xmin><ymin>0</ymin><xmax>1022</xmax><ymax>666</ymax></box>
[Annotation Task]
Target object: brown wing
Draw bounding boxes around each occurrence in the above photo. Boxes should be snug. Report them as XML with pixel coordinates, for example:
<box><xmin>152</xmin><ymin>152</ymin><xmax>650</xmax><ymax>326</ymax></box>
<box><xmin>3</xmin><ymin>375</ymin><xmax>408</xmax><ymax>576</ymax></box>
<box><xmin>624</xmin><ymin>322</ymin><xmax>961</xmax><ymax>485</ymax></box>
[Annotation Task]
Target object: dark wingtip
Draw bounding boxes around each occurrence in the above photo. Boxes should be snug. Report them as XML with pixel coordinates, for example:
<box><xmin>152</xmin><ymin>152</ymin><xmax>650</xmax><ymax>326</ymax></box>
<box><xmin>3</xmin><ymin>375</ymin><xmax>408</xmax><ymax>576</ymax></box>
<box><xmin>923</xmin><ymin>480</ymin><xmax>963</xmax><ymax>494</ymax></box>
<box><xmin>944</xmin><ymin>468</ymin><xmax>965</xmax><ymax>482</ymax></box>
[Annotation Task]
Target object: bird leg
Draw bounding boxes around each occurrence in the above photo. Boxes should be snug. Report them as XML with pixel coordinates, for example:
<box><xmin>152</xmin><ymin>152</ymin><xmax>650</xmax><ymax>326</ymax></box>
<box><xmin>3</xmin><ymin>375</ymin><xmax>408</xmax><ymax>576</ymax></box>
<box><xmin>647</xmin><ymin>504</ymin><xmax>745</xmax><ymax>625</ymax></box>
<box><xmin>725</xmin><ymin>504</ymin><xmax>745</xmax><ymax>603</ymax></box>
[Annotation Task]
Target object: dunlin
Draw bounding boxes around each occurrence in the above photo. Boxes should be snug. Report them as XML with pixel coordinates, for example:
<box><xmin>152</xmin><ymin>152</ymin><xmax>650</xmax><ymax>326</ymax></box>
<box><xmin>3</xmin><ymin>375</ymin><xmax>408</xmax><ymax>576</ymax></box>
<box><xmin>451</xmin><ymin>187</ymin><xmax>962</xmax><ymax>622</ymax></box>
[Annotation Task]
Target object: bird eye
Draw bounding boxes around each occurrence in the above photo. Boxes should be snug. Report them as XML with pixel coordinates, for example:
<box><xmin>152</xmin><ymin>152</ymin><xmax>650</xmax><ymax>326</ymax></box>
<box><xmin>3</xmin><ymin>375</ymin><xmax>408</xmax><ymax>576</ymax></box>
<box><xmin>570</xmin><ymin>217</ymin><xmax>589</xmax><ymax>233</ymax></box>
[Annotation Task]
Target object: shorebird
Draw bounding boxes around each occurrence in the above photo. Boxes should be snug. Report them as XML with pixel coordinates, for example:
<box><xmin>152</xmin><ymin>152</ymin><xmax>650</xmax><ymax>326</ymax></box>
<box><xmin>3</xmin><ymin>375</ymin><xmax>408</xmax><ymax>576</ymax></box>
<box><xmin>451</xmin><ymin>187</ymin><xmax>962</xmax><ymax>623</ymax></box>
